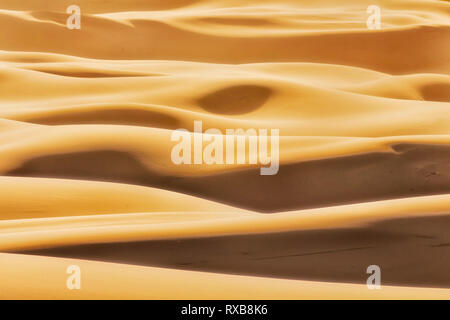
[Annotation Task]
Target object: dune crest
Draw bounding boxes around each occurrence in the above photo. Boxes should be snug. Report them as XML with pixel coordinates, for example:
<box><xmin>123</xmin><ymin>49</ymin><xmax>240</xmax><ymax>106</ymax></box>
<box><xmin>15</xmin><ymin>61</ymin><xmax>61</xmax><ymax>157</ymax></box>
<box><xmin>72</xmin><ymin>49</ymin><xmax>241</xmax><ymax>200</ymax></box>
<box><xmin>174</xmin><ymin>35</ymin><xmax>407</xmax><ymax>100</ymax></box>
<box><xmin>1</xmin><ymin>0</ymin><xmax>450</xmax><ymax>299</ymax></box>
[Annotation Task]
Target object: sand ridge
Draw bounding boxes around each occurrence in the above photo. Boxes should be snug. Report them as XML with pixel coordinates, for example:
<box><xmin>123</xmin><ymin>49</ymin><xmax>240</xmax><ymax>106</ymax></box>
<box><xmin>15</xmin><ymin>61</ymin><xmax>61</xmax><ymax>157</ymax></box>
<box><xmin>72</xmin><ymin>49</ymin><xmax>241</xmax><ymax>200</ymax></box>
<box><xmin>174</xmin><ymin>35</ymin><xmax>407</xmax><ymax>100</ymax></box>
<box><xmin>0</xmin><ymin>0</ymin><xmax>449</xmax><ymax>299</ymax></box>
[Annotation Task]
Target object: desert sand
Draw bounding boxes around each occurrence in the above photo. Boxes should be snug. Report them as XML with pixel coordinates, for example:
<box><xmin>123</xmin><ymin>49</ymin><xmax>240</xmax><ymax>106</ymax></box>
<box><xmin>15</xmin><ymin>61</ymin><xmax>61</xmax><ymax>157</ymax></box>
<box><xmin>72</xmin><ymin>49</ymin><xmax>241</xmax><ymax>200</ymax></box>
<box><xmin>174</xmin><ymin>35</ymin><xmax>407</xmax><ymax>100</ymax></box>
<box><xmin>0</xmin><ymin>0</ymin><xmax>450</xmax><ymax>299</ymax></box>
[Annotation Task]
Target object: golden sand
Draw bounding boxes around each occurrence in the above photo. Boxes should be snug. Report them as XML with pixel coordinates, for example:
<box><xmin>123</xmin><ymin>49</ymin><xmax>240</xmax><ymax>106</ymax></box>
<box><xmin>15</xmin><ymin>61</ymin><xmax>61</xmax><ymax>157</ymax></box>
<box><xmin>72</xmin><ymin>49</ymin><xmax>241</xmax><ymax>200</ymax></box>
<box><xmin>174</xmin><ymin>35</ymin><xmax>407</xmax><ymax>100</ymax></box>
<box><xmin>0</xmin><ymin>0</ymin><xmax>449</xmax><ymax>299</ymax></box>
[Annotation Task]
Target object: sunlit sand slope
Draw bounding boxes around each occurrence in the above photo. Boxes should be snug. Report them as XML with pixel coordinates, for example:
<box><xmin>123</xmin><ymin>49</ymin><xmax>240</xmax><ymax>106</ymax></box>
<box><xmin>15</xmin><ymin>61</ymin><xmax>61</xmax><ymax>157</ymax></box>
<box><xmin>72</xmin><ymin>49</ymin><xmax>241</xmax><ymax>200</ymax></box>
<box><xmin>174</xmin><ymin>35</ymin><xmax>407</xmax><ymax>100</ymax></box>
<box><xmin>0</xmin><ymin>0</ymin><xmax>449</xmax><ymax>299</ymax></box>
<box><xmin>0</xmin><ymin>1</ymin><xmax>448</xmax><ymax>73</ymax></box>
<box><xmin>2</xmin><ymin>253</ymin><xmax>450</xmax><ymax>300</ymax></box>
<box><xmin>3</xmin><ymin>195</ymin><xmax>450</xmax><ymax>290</ymax></box>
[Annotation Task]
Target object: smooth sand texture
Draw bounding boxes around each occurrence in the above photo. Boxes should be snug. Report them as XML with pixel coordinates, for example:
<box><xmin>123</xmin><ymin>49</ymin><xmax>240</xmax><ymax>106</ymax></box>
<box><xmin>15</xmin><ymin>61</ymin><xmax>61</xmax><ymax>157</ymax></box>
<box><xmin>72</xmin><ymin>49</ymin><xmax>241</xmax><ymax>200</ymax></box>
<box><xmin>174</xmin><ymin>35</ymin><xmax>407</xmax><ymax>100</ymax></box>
<box><xmin>4</xmin><ymin>144</ymin><xmax>450</xmax><ymax>211</ymax></box>
<box><xmin>2</xmin><ymin>253</ymin><xmax>450</xmax><ymax>300</ymax></box>
<box><xmin>0</xmin><ymin>0</ymin><xmax>450</xmax><ymax>299</ymax></box>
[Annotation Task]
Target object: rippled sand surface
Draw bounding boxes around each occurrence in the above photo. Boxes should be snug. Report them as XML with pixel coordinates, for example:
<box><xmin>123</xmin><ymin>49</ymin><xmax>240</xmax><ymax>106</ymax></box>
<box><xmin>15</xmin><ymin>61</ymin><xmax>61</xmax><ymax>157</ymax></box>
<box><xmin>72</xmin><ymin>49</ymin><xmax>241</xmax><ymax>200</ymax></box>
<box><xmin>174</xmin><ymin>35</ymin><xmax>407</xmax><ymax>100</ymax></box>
<box><xmin>0</xmin><ymin>0</ymin><xmax>450</xmax><ymax>299</ymax></box>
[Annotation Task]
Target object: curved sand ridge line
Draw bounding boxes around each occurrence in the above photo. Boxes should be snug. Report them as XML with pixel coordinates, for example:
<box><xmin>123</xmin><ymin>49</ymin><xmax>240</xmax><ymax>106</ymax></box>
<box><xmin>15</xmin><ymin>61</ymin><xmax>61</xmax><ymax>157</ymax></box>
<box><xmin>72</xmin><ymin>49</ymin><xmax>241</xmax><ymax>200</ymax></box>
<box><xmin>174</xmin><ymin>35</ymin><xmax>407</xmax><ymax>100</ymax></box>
<box><xmin>1</xmin><ymin>193</ymin><xmax>450</xmax><ymax>250</ymax></box>
<box><xmin>1</xmin><ymin>118</ymin><xmax>450</xmax><ymax>171</ymax></box>
<box><xmin>0</xmin><ymin>0</ymin><xmax>449</xmax><ymax>12</ymax></box>
<box><xmin>4</xmin><ymin>194</ymin><xmax>450</xmax><ymax>288</ymax></box>
<box><xmin>0</xmin><ymin>176</ymin><xmax>245</xmax><ymax>220</ymax></box>
<box><xmin>0</xmin><ymin>60</ymin><xmax>449</xmax><ymax>139</ymax></box>
<box><xmin>2</xmin><ymin>57</ymin><xmax>450</xmax><ymax>103</ymax></box>
<box><xmin>0</xmin><ymin>0</ymin><xmax>450</xmax><ymax>299</ymax></box>
<box><xmin>3</xmin><ymin>57</ymin><xmax>450</xmax><ymax>102</ymax></box>
<box><xmin>1</xmin><ymin>125</ymin><xmax>450</xmax><ymax>211</ymax></box>
<box><xmin>0</xmin><ymin>6</ymin><xmax>448</xmax><ymax>73</ymax></box>
<box><xmin>2</xmin><ymin>253</ymin><xmax>450</xmax><ymax>299</ymax></box>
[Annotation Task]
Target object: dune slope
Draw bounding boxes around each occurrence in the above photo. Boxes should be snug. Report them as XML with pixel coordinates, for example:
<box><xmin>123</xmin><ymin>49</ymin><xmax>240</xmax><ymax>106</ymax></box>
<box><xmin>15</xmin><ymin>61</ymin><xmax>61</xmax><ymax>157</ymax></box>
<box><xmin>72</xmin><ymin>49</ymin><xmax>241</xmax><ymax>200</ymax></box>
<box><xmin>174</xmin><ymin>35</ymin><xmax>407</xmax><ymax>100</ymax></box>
<box><xmin>0</xmin><ymin>0</ymin><xmax>450</xmax><ymax>299</ymax></box>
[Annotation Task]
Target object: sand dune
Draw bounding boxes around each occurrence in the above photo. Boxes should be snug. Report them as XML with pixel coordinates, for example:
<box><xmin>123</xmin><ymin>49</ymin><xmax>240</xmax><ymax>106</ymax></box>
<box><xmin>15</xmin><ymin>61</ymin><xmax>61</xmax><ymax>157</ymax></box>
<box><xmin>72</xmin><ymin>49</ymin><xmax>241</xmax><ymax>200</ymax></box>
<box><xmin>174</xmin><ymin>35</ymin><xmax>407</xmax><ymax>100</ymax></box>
<box><xmin>0</xmin><ymin>176</ymin><xmax>243</xmax><ymax>220</ymax></box>
<box><xmin>3</xmin><ymin>253</ymin><xmax>450</xmax><ymax>300</ymax></box>
<box><xmin>17</xmin><ymin>214</ymin><xmax>450</xmax><ymax>288</ymax></box>
<box><xmin>1</xmin><ymin>193</ymin><xmax>449</xmax><ymax>249</ymax></box>
<box><xmin>0</xmin><ymin>3</ymin><xmax>449</xmax><ymax>72</ymax></box>
<box><xmin>1</xmin><ymin>0</ymin><xmax>449</xmax><ymax>299</ymax></box>
<box><xmin>2</xmin><ymin>144</ymin><xmax>450</xmax><ymax>211</ymax></box>
<box><xmin>3</xmin><ymin>195</ymin><xmax>450</xmax><ymax>288</ymax></box>
<box><xmin>1</xmin><ymin>60</ymin><xmax>450</xmax><ymax>138</ymax></box>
